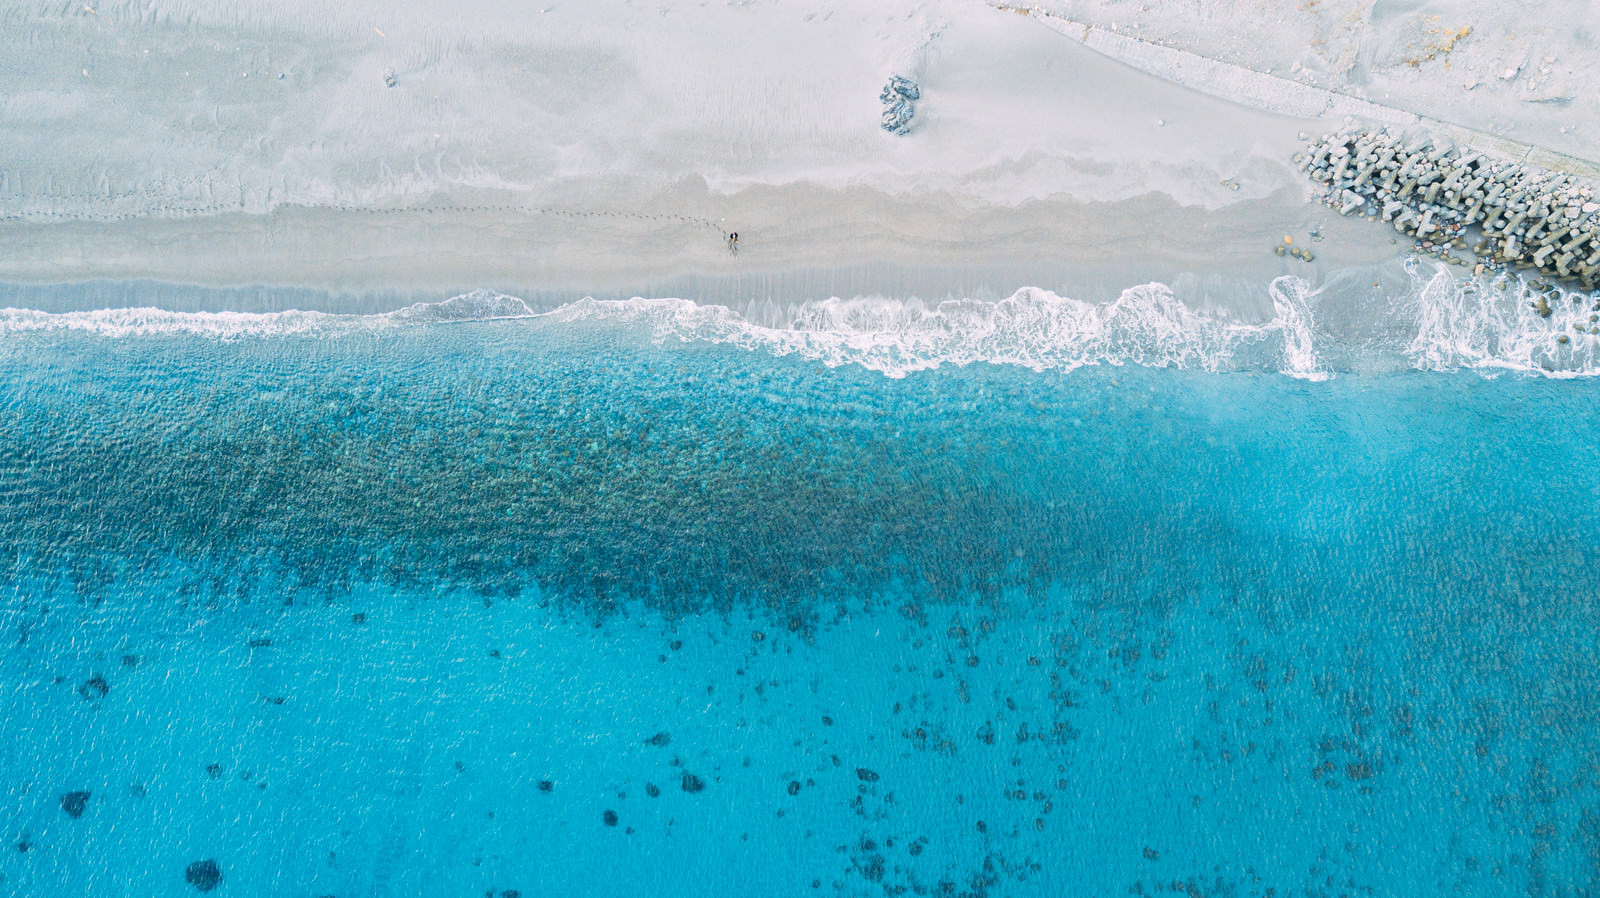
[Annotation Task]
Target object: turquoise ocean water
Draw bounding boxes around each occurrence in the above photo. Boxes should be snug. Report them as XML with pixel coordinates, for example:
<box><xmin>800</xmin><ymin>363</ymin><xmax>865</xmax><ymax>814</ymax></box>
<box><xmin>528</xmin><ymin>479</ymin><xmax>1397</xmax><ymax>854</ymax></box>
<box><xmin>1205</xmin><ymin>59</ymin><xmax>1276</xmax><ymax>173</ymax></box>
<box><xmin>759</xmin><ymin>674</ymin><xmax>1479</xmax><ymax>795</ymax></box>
<box><xmin>1</xmin><ymin>276</ymin><xmax>1598</xmax><ymax>897</ymax></box>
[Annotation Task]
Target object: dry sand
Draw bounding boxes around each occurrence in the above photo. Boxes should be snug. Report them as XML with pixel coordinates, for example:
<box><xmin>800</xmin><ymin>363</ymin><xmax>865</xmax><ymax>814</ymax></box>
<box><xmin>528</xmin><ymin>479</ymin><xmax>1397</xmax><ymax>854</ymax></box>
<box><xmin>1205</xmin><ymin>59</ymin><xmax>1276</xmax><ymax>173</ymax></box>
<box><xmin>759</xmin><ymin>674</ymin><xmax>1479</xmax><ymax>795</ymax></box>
<box><xmin>1</xmin><ymin>0</ymin><xmax>1585</xmax><ymax>312</ymax></box>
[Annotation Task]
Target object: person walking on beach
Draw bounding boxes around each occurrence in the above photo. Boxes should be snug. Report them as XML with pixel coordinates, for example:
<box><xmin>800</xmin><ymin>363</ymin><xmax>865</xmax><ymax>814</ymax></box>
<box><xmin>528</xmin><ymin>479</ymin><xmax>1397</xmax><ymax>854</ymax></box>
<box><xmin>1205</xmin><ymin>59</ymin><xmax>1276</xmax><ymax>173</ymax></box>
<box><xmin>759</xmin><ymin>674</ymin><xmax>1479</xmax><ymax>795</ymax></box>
<box><xmin>728</xmin><ymin>232</ymin><xmax>739</xmax><ymax>255</ymax></box>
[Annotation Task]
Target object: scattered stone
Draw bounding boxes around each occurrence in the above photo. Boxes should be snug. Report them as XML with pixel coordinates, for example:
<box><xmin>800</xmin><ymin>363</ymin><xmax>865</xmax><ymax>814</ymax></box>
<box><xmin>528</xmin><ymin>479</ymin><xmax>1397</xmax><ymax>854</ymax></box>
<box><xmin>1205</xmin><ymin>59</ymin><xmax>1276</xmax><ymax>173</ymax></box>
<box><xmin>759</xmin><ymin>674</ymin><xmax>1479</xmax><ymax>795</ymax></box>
<box><xmin>602</xmin><ymin>809</ymin><xmax>618</xmax><ymax>827</ymax></box>
<box><xmin>16</xmin><ymin>834</ymin><xmax>32</xmax><ymax>852</ymax></box>
<box><xmin>821</xmin><ymin>716</ymin><xmax>833</xmax><ymax>726</ymax></box>
<box><xmin>120</xmin><ymin>654</ymin><xmax>141</xmax><ymax>668</ymax></box>
<box><xmin>79</xmin><ymin>675</ymin><xmax>110</xmax><ymax>701</ymax></box>
<box><xmin>247</xmin><ymin>638</ymin><xmax>272</xmax><ymax>648</ymax></box>
<box><xmin>1143</xmin><ymin>846</ymin><xmax>1160</xmax><ymax>861</ymax></box>
<box><xmin>787</xmin><ymin>780</ymin><xmax>801</xmax><ymax>796</ymax></box>
<box><xmin>205</xmin><ymin>764</ymin><xmax>222</xmax><ymax>779</ymax></box>
<box><xmin>646</xmin><ymin>732</ymin><xmax>671</xmax><ymax>747</ymax></box>
<box><xmin>382</xmin><ymin>68</ymin><xmax>398</xmax><ymax>88</ymax></box>
<box><xmin>350</xmin><ymin>613</ymin><xmax>367</xmax><ymax>624</ymax></box>
<box><xmin>537</xmin><ymin>780</ymin><xmax>554</xmax><ymax>793</ymax></box>
<box><xmin>60</xmin><ymin>791</ymin><xmax>91</xmax><ymax>818</ymax></box>
<box><xmin>185</xmin><ymin>859</ymin><xmax>223</xmax><ymax>892</ymax></box>
<box><xmin>855</xmin><ymin>768</ymin><xmax>880</xmax><ymax>783</ymax></box>
<box><xmin>645</xmin><ymin>782</ymin><xmax>660</xmax><ymax>798</ymax></box>
<box><xmin>681</xmin><ymin>773</ymin><xmax>705</xmax><ymax>793</ymax></box>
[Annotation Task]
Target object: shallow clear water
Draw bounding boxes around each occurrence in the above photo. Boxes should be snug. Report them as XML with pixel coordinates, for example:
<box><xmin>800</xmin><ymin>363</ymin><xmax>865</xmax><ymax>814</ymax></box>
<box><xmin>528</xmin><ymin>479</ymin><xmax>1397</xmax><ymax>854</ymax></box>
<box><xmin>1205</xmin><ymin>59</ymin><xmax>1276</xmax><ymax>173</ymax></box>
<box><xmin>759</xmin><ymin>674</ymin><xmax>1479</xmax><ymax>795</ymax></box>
<box><xmin>2</xmin><ymin>301</ymin><xmax>1598</xmax><ymax>897</ymax></box>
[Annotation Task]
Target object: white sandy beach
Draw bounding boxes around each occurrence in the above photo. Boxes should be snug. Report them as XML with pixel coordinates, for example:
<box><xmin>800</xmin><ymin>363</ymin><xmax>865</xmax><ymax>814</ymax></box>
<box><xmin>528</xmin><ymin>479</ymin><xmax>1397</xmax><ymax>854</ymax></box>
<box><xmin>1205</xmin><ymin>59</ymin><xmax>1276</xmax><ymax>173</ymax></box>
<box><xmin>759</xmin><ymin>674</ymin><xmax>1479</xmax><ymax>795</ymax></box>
<box><xmin>1</xmin><ymin>0</ymin><xmax>1596</xmax><ymax>312</ymax></box>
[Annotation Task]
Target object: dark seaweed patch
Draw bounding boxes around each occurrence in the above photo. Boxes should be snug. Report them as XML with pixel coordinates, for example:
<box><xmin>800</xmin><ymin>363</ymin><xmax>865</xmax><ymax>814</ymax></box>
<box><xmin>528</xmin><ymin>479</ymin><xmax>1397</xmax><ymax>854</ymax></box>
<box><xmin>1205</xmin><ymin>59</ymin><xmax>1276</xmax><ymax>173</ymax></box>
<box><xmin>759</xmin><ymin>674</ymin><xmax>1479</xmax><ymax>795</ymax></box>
<box><xmin>184</xmin><ymin>859</ymin><xmax>222</xmax><ymax>892</ymax></box>
<box><xmin>59</xmin><ymin>791</ymin><xmax>90</xmax><ymax>819</ymax></box>
<box><xmin>78</xmin><ymin>676</ymin><xmax>109</xmax><ymax>701</ymax></box>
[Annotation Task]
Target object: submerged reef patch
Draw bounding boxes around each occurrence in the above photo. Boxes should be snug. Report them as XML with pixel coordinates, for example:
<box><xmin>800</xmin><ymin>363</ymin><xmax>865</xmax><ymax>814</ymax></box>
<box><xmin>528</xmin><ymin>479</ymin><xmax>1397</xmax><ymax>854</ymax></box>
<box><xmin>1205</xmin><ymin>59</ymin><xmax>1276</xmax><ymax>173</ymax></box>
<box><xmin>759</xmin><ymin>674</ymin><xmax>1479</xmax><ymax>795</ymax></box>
<box><xmin>184</xmin><ymin>859</ymin><xmax>222</xmax><ymax>892</ymax></box>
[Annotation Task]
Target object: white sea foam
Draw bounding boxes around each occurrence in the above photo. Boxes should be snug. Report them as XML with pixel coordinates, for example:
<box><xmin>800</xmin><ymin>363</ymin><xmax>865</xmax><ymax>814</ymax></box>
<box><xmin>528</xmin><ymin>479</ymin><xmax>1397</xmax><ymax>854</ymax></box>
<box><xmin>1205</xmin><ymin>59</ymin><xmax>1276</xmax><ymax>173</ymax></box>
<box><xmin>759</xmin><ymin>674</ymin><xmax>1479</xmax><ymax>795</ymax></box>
<box><xmin>547</xmin><ymin>280</ymin><xmax>1314</xmax><ymax>378</ymax></box>
<box><xmin>0</xmin><ymin>291</ymin><xmax>538</xmax><ymax>339</ymax></box>
<box><xmin>0</xmin><ymin>305</ymin><xmax>347</xmax><ymax>339</ymax></box>
<box><xmin>1268</xmin><ymin>276</ymin><xmax>1327</xmax><ymax>381</ymax></box>
<box><xmin>1400</xmin><ymin>259</ymin><xmax>1600</xmax><ymax>377</ymax></box>
<box><xmin>3</xmin><ymin>270</ymin><xmax>1597</xmax><ymax>378</ymax></box>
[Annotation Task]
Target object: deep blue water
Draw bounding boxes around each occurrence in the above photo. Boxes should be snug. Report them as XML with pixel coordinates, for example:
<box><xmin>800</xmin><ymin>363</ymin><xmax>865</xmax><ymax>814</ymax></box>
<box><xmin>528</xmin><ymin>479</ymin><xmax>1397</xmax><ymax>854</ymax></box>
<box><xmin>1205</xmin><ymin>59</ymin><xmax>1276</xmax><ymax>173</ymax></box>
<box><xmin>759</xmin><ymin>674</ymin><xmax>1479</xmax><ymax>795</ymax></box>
<box><xmin>2</xmin><ymin>311</ymin><xmax>1598</xmax><ymax>897</ymax></box>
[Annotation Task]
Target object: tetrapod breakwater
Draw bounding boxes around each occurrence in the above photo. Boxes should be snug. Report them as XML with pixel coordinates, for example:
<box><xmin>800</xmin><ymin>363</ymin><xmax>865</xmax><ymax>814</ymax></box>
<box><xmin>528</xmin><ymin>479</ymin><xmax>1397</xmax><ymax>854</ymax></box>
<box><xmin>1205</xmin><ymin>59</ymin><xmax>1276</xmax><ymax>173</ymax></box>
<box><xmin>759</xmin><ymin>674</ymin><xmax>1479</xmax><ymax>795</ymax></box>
<box><xmin>1301</xmin><ymin>127</ymin><xmax>1600</xmax><ymax>295</ymax></box>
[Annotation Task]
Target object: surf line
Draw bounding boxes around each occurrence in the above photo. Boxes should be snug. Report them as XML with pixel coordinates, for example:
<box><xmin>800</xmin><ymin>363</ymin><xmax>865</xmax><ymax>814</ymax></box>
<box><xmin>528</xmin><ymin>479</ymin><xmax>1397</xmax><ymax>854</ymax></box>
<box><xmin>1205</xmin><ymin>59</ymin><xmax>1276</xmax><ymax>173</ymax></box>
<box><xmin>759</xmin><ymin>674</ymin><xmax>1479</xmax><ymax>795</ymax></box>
<box><xmin>0</xmin><ymin>201</ymin><xmax>737</xmax><ymax>245</ymax></box>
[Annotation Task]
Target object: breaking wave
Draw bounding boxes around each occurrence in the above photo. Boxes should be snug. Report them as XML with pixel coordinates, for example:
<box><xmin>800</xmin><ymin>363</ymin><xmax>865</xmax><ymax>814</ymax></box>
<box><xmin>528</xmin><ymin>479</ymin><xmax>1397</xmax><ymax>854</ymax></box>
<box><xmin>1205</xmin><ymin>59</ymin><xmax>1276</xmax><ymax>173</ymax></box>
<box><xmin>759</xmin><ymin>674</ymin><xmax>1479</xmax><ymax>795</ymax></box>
<box><xmin>546</xmin><ymin>278</ymin><xmax>1325</xmax><ymax>379</ymax></box>
<box><xmin>1400</xmin><ymin>259</ymin><xmax>1600</xmax><ymax>377</ymax></box>
<box><xmin>3</xmin><ymin>266</ymin><xmax>1597</xmax><ymax>378</ymax></box>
